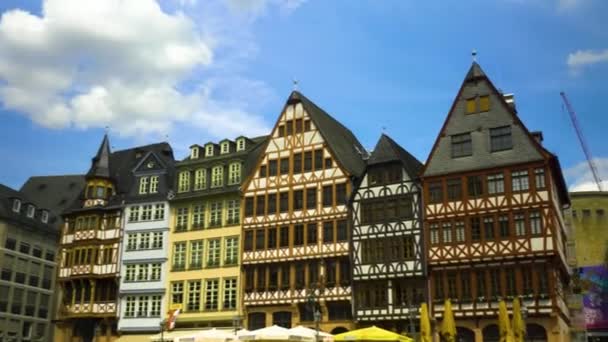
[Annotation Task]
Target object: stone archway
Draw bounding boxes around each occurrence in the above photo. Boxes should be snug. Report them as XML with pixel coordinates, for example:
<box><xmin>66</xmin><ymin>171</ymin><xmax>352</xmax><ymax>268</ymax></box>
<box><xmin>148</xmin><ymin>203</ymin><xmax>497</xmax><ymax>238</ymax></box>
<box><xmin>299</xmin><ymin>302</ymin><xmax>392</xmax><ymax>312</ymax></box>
<box><xmin>331</xmin><ymin>327</ymin><xmax>348</xmax><ymax>334</ymax></box>
<box><xmin>456</xmin><ymin>327</ymin><xmax>475</xmax><ymax>342</ymax></box>
<box><xmin>526</xmin><ymin>323</ymin><xmax>548</xmax><ymax>342</ymax></box>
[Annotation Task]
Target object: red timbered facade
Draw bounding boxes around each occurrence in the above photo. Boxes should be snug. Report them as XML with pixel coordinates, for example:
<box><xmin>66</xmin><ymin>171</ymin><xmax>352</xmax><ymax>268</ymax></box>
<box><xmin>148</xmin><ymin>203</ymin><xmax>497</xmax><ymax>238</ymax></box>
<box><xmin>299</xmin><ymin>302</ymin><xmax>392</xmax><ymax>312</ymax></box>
<box><xmin>241</xmin><ymin>91</ymin><xmax>366</xmax><ymax>333</ymax></box>
<box><xmin>421</xmin><ymin>62</ymin><xmax>571</xmax><ymax>342</ymax></box>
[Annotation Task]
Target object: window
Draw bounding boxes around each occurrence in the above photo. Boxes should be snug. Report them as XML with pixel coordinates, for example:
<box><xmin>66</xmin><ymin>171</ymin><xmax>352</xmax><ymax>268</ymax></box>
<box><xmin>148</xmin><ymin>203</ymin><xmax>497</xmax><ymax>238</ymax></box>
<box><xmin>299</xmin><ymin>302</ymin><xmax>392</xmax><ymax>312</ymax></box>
<box><xmin>447</xmin><ymin>178</ymin><xmax>462</xmax><ymax>201</ymax></box>
<box><xmin>141</xmin><ymin>205</ymin><xmax>152</xmax><ymax>221</ymax></box>
<box><xmin>171</xmin><ymin>282</ymin><xmax>184</xmax><ymax>305</ymax></box>
<box><xmin>323</xmin><ymin>221</ymin><xmax>334</xmax><ymax>244</ymax></box>
<box><xmin>176</xmin><ymin>207</ymin><xmax>188</xmax><ymax>231</ymax></box>
<box><xmin>514</xmin><ymin>213</ymin><xmax>526</xmax><ymax>236</ymax></box>
<box><xmin>210</xmin><ymin>201</ymin><xmax>222</xmax><ymax>226</ymax></box>
<box><xmin>205</xmin><ymin>144</ymin><xmax>214</xmax><ymax>157</ymax></box>
<box><xmin>149</xmin><ymin>176</ymin><xmax>159</xmax><ymax>193</ymax></box>
<box><xmin>466</xmin><ymin>95</ymin><xmax>490</xmax><ymax>113</ymax></box>
<box><xmin>223</xmin><ymin>278</ymin><xmax>237</xmax><ymax>310</ymax></box>
<box><xmin>484</xmin><ymin>217</ymin><xmax>495</xmax><ymax>240</ymax></box>
<box><xmin>12</xmin><ymin>199</ymin><xmax>21</xmax><ymax>212</ymax></box>
<box><xmin>173</xmin><ymin>243</ymin><xmax>186</xmax><ymax>270</ymax></box>
<box><xmin>205</xmin><ymin>280</ymin><xmax>219</xmax><ymax>310</ymax></box>
<box><xmin>465</xmin><ymin>98</ymin><xmax>476</xmax><ymax>114</ymax></box>
<box><xmin>137</xmin><ymin>264</ymin><xmax>149</xmax><ymax>281</ymax></box>
<box><xmin>280</xmin><ymin>157</ymin><xmax>289</xmax><ymax>175</ymax></box>
<box><xmin>430</xmin><ymin>223</ymin><xmax>439</xmax><ymax>245</ymax></box>
<box><xmin>308</xmin><ymin>262</ymin><xmax>318</xmax><ymax>287</ymax></box>
<box><xmin>286</xmin><ymin>120</ymin><xmax>294</xmax><ymax>136</ymax></box>
<box><xmin>470</xmin><ymin>217</ymin><xmax>481</xmax><ymax>241</ymax></box>
<box><xmin>26</xmin><ymin>205</ymin><xmax>35</xmax><ymax>218</ymax></box>
<box><xmin>522</xmin><ymin>266</ymin><xmax>533</xmax><ymax>294</ymax></box>
<box><xmin>129</xmin><ymin>206</ymin><xmax>140</xmax><ymax>222</ymax></box>
<box><xmin>280</xmin><ymin>264</ymin><xmax>290</xmax><ymax>290</ymax></box>
<box><xmin>194</xmin><ymin>169</ymin><xmax>207</xmax><ymax>190</ymax></box>
<box><xmin>255</xmin><ymin>230</ymin><xmax>265</xmax><ymax>250</ymax></box>
<box><xmin>314</xmin><ymin>149</ymin><xmax>323</xmax><ymax>170</ymax></box>
<box><xmin>45</xmin><ymin>250</ymin><xmax>55</xmax><ymax>262</ymax></box>
<box><xmin>506</xmin><ymin>268</ymin><xmax>516</xmax><ymax>296</ymax></box>
<box><xmin>530</xmin><ymin>211</ymin><xmax>542</xmax><ymax>235</ymax></box>
<box><xmin>293</xmin><ymin>190</ymin><xmax>304</xmax><ymax>211</ymax></box>
<box><xmin>336</xmin><ymin>183</ymin><xmax>347</xmax><ymax>205</ymax></box>
<box><xmin>211</xmin><ymin>166</ymin><xmax>223</xmax><ymax>188</ymax></box>
<box><xmin>468</xmin><ymin>175</ymin><xmax>483</xmax><ymax>197</ymax></box>
<box><xmin>304</xmin><ymin>151</ymin><xmax>312</xmax><ymax>172</ymax></box>
<box><xmin>337</xmin><ymin>220</ymin><xmax>348</xmax><ymax>242</ymax></box>
<box><xmin>429</xmin><ymin>181</ymin><xmax>443</xmax><ymax>203</ymax></box>
<box><xmin>269</xmin><ymin>159</ymin><xmax>278</xmax><ymax>176</ymax></box>
<box><xmin>125</xmin><ymin>296</ymin><xmax>136</xmax><ymax>317</ymax></box>
<box><xmin>187</xmin><ymin>281</ymin><xmax>201</xmax><ymax>311</ymax></box>
<box><xmin>267</xmin><ymin>193</ymin><xmax>277</xmax><ymax>215</ymax></box>
<box><xmin>138</xmin><ymin>178</ymin><xmax>149</xmax><ymax>194</ymax></box>
<box><xmin>294</xmin><ymin>224</ymin><xmax>304</xmax><ymax>246</ymax></box>
<box><xmin>207</xmin><ymin>239</ymin><xmax>220</xmax><ymax>267</ymax></box>
<box><xmin>476</xmin><ymin>270</ymin><xmax>486</xmax><ymax>298</ymax></box>
<box><xmin>487</xmin><ymin>173</ymin><xmax>504</xmax><ymax>195</ymax></box>
<box><xmin>244</xmin><ymin>231</ymin><xmax>253</xmax><ymax>251</ymax></box>
<box><xmin>511</xmin><ymin>170</ymin><xmax>530</xmax><ymax>192</ymax></box>
<box><xmin>535</xmin><ymin>168</ymin><xmax>546</xmax><ymax>189</ymax></box>
<box><xmin>279</xmin><ymin>192</ymin><xmax>289</xmax><ymax>213</ymax></box>
<box><xmin>447</xmin><ymin>272</ymin><xmax>457</xmax><ymax>299</ymax></box>
<box><xmin>490</xmin><ymin>126</ymin><xmax>512</xmax><ymax>152</ymax></box>
<box><xmin>322</xmin><ymin>185</ymin><xmax>333</xmax><ymax>207</ymax></box>
<box><xmin>228</xmin><ymin>163</ymin><xmax>242</xmax><ymax>185</ymax></box>
<box><xmin>307</xmin><ymin>224</ymin><xmax>317</xmax><ymax>245</ymax></box>
<box><xmin>237</xmin><ymin>138</ymin><xmax>246</xmax><ymax>151</ymax></box>
<box><xmin>259</xmin><ymin>165</ymin><xmax>267</xmax><ymax>177</ymax></box>
<box><xmin>20</xmin><ymin>242</ymin><xmax>30</xmax><ymax>254</ymax></box>
<box><xmin>226</xmin><ymin>200</ymin><xmax>240</xmax><ymax>225</ymax></box>
<box><xmin>499</xmin><ymin>215</ymin><xmax>510</xmax><ymax>237</ymax></box>
<box><xmin>221</xmin><ymin>142</ymin><xmax>230</xmax><ymax>154</ymax></box>
<box><xmin>268</xmin><ymin>228</ymin><xmax>277</xmax><ymax>249</ymax></box>
<box><xmin>451</xmin><ymin>133</ymin><xmax>472</xmax><ymax>158</ymax></box>
<box><xmin>139</xmin><ymin>232</ymin><xmax>150</xmax><ymax>249</ymax></box>
<box><xmin>190</xmin><ymin>241</ymin><xmax>203</xmax><ymax>269</ymax></box>
<box><xmin>455</xmin><ymin>221</ymin><xmax>465</xmax><ymax>242</ymax></box>
<box><xmin>151</xmin><ymin>264</ymin><xmax>161</xmax><ymax>280</ymax></box>
<box><xmin>295</xmin><ymin>118</ymin><xmax>303</xmax><ymax>133</ymax></box>
<box><xmin>279</xmin><ymin>226</ymin><xmax>289</xmax><ymax>247</ymax></box>
<box><xmin>490</xmin><ymin>269</ymin><xmax>500</xmax><ymax>297</ymax></box>
<box><xmin>245</xmin><ymin>197</ymin><xmax>254</xmax><ymax>217</ymax></box>
<box><xmin>225</xmin><ymin>237</ymin><xmax>239</xmax><ymax>265</ymax></box>
<box><xmin>442</xmin><ymin>223</ymin><xmax>452</xmax><ymax>243</ymax></box>
<box><xmin>479</xmin><ymin>95</ymin><xmax>490</xmax><ymax>111</ymax></box>
<box><xmin>151</xmin><ymin>295</ymin><xmax>162</xmax><ymax>316</ymax></box>
<box><xmin>304</xmin><ymin>119</ymin><xmax>311</xmax><ymax>131</ymax></box>
<box><xmin>154</xmin><ymin>203</ymin><xmax>165</xmax><ymax>220</ymax></box>
<box><xmin>41</xmin><ymin>210</ymin><xmax>49</xmax><ymax>223</ymax></box>
<box><xmin>306</xmin><ymin>188</ymin><xmax>317</xmax><ymax>210</ymax></box>
<box><xmin>293</xmin><ymin>153</ymin><xmax>302</xmax><ymax>174</ymax></box>
<box><xmin>152</xmin><ymin>232</ymin><xmax>163</xmax><ymax>249</ymax></box>
<box><xmin>125</xmin><ymin>265</ymin><xmax>136</xmax><ymax>281</ymax></box>
<box><xmin>190</xmin><ymin>146</ymin><xmax>199</xmax><ymax>159</ymax></box>
<box><xmin>178</xmin><ymin>171</ymin><xmax>190</xmax><ymax>192</ymax></box>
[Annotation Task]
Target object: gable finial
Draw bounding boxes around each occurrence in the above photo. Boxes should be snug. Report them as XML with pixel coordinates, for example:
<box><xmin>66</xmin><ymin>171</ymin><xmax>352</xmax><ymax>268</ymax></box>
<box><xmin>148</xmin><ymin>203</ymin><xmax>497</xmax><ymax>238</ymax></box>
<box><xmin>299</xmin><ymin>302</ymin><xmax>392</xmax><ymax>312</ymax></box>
<box><xmin>292</xmin><ymin>78</ymin><xmax>299</xmax><ymax>91</ymax></box>
<box><xmin>472</xmin><ymin>49</ymin><xmax>477</xmax><ymax>62</ymax></box>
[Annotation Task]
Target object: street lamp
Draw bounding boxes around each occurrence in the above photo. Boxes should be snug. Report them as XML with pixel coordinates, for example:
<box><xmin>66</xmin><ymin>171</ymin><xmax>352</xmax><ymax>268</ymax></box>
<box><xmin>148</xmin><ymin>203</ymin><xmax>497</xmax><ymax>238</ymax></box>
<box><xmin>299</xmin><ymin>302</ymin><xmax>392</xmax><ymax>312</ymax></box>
<box><xmin>159</xmin><ymin>319</ymin><xmax>166</xmax><ymax>342</ymax></box>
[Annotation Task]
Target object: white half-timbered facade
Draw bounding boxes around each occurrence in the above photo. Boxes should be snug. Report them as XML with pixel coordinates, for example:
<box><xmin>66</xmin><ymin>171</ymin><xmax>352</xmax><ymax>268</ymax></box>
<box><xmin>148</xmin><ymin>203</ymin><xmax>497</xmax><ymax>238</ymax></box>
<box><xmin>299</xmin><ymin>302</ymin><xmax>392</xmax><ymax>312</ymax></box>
<box><xmin>351</xmin><ymin>134</ymin><xmax>425</xmax><ymax>330</ymax></box>
<box><xmin>241</xmin><ymin>91</ymin><xmax>366</xmax><ymax>333</ymax></box>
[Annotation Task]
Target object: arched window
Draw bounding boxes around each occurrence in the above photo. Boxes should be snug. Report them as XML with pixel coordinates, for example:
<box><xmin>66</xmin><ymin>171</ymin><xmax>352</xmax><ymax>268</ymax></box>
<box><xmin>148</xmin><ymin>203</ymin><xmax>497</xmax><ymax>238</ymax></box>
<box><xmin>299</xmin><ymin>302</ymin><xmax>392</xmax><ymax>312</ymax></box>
<box><xmin>456</xmin><ymin>327</ymin><xmax>475</xmax><ymax>342</ymax></box>
<box><xmin>526</xmin><ymin>323</ymin><xmax>548</xmax><ymax>342</ymax></box>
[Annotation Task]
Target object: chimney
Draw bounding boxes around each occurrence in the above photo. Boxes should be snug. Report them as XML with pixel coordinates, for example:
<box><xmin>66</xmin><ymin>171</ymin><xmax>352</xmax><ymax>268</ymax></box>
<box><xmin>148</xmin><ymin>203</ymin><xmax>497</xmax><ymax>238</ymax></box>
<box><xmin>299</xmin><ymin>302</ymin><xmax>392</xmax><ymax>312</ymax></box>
<box><xmin>531</xmin><ymin>131</ymin><xmax>544</xmax><ymax>144</ymax></box>
<box><xmin>503</xmin><ymin>93</ymin><xmax>516</xmax><ymax>111</ymax></box>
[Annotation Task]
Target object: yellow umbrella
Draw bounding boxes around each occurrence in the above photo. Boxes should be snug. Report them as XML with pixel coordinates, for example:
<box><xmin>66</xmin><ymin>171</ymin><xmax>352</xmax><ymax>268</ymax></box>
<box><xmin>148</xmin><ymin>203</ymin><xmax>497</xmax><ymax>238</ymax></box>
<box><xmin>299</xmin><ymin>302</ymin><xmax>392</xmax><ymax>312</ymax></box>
<box><xmin>440</xmin><ymin>299</ymin><xmax>457</xmax><ymax>342</ymax></box>
<box><xmin>512</xmin><ymin>298</ymin><xmax>526</xmax><ymax>342</ymax></box>
<box><xmin>498</xmin><ymin>300</ymin><xmax>514</xmax><ymax>342</ymax></box>
<box><xmin>333</xmin><ymin>326</ymin><xmax>412</xmax><ymax>342</ymax></box>
<box><xmin>419</xmin><ymin>303</ymin><xmax>432</xmax><ymax>342</ymax></box>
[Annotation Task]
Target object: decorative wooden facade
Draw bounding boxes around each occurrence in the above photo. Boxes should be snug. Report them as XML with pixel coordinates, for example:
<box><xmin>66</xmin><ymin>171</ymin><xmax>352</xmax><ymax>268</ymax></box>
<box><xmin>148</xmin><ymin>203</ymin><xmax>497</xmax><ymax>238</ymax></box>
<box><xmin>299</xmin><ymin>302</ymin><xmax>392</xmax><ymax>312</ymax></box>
<box><xmin>241</xmin><ymin>91</ymin><xmax>366</xmax><ymax>333</ymax></box>
<box><xmin>421</xmin><ymin>62</ymin><xmax>571</xmax><ymax>342</ymax></box>
<box><xmin>351</xmin><ymin>134</ymin><xmax>425</xmax><ymax>331</ymax></box>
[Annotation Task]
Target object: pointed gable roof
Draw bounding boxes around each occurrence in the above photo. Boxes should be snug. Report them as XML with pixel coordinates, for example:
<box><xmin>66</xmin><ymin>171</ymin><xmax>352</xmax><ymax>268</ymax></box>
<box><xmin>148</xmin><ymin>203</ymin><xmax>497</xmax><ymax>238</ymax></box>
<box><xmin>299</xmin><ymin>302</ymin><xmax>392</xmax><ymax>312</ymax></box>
<box><xmin>421</xmin><ymin>62</ymin><xmax>549</xmax><ymax>178</ymax></box>
<box><xmin>86</xmin><ymin>134</ymin><xmax>111</xmax><ymax>179</ymax></box>
<box><xmin>368</xmin><ymin>134</ymin><xmax>423</xmax><ymax>178</ymax></box>
<box><xmin>289</xmin><ymin>91</ymin><xmax>367</xmax><ymax>177</ymax></box>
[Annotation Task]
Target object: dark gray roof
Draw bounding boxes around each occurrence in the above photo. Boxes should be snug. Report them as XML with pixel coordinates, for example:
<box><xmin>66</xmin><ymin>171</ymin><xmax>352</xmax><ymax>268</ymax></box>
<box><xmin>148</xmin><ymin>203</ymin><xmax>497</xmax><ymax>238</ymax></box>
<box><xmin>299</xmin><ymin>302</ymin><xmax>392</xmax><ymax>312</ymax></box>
<box><xmin>86</xmin><ymin>134</ymin><xmax>111</xmax><ymax>179</ymax></box>
<box><xmin>0</xmin><ymin>183</ymin><xmax>59</xmax><ymax>235</ymax></box>
<box><xmin>465</xmin><ymin>61</ymin><xmax>486</xmax><ymax>81</ymax></box>
<box><xmin>288</xmin><ymin>91</ymin><xmax>367</xmax><ymax>177</ymax></box>
<box><xmin>21</xmin><ymin>174</ymin><xmax>86</xmax><ymax>222</ymax></box>
<box><xmin>368</xmin><ymin>134</ymin><xmax>423</xmax><ymax>178</ymax></box>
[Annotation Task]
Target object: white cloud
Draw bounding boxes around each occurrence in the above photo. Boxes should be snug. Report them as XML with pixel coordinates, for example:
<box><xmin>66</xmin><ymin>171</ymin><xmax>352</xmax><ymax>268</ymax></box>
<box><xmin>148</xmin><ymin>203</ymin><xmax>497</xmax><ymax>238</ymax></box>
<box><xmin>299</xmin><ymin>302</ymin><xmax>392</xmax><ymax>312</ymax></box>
<box><xmin>558</xmin><ymin>0</ymin><xmax>586</xmax><ymax>11</ymax></box>
<box><xmin>0</xmin><ymin>0</ymin><xmax>279</xmax><ymax>141</ymax></box>
<box><xmin>226</xmin><ymin>0</ymin><xmax>307</xmax><ymax>18</ymax></box>
<box><xmin>564</xmin><ymin>157</ymin><xmax>608</xmax><ymax>192</ymax></box>
<box><xmin>567</xmin><ymin>49</ymin><xmax>608</xmax><ymax>68</ymax></box>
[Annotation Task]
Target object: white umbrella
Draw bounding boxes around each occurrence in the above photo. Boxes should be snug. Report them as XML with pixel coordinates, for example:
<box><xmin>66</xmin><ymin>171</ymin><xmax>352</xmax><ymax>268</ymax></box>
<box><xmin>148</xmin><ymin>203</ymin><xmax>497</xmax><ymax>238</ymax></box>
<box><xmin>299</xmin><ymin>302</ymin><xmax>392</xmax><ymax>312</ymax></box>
<box><xmin>289</xmin><ymin>326</ymin><xmax>334</xmax><ymax>342</ymax></box>
<box><xmin>175</xmin><ymin>329</ymin><xmax>235</xmax><ymax>342</ymax></box>
<box><xmin>240</xmin><ymin>325</ymin><xmax>313</xmax><ymax>341</ymax></box>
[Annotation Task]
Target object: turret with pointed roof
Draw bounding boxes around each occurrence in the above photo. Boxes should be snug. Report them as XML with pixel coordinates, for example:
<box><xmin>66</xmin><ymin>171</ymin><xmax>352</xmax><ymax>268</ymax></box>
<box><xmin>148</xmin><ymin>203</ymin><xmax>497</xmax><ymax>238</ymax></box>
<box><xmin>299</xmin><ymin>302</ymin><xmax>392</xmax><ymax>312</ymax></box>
<box><xmin>86</xmin><ymin>134</ymin><xmax>111</xmax><ymax>179</ymax></box>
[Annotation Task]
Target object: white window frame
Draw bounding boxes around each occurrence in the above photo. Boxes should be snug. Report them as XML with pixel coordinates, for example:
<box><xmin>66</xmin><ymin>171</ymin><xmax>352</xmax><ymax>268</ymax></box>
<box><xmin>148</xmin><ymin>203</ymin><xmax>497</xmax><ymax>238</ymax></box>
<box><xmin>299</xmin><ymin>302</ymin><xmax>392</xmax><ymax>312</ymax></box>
<box><xmin>178</xmin><ymin>171</ymin><xmax>190</xmax><ymax>193</ymax></box>
<box><xmin>12</xmin><ymin>199</ymin><xmax>21</xmax><ymax>213</ymax></box>
<box><xmin>226</xmin><ymin>200</ymin><xmax>240</xmax><ymax>225</ymax></box>
<box><xmin>225</xmin><ymin>237</ymin><xmax>239</xmax><ymax>265</ymax></box>
<box><xmin>138</xmin><ymin>295</ymin><xmax>149</xmax><ymax>317</ymax></box>
<box><xmin>149</xmin><ymin>176</ymin><xmax>159</xmax><ymax>193</ymax></box>
<box><xmin>154</xmin><ymin>203</ymin><xmax>165</xmax><ymax>220</ymax></box>
<box><xmin>192</xmin><ymin>204</ymin><xmax>205</xmax><ymax>229</ymax></box>
<box><xmin>125</xmin><ymin>296</ymin><xmax>136</xmax><ymax>317</ymax></box>
<box><xmin>141</xmin><ymin>205</ymin><xmax>153</xmax><ymax>221</ymax></box>
<box><xmin>125</xmin><ymin>265</ymin><xmax>136</xmax><ymax>282</ymax></box>
<box><xmin>205</xmin><ymin>279</ymin><xmax>219</xmax><ymax>310</ymax></box>
<box><xmin>127</xmin><ymin>234</ymin><xmax>138</xmax><ymax>251</ymax></box>
<box><xmin>137</xmin><ymin>264</ymin><xmax>149</xmax><ymax>281</ymax></box>
<box><xmin>152</xmin><ymin>232</ymin><xmax>163</xmax><ymax>249</ymax></box>
<box><xmin>187</xmin><ymin>280</ymin><xmax>201</xmax><ymax>312</ymax></box>
<box><xmin>129</xmin><ymin>206</ymin><xmax>140</xmax><ymax>222</ymax></box>
<box><xmin>194</xmin><ymin>169</ymin><xmax>207</xmax><ymax>190</ymax></box>
<box><xmin>27</xmin><ymin>205</ymin><xmax>35</xmax><ymax>218</ymax></box>
<box><xmin>173</xmin><ymin>243</ymin><xmax>186</xmax><ymax>270</ymax></box>
<box><xmin>151</xmin><ymin>263</ymin><xmax>161</xmax><ymax>281</ymax></box>
<box><xmin>223</xmin><ymin>278</ymin><xmax>237</xmax><ymax>310</ymax></box>
<box><xmin>207</xmin><ymin>239</ymin><xmax>221</xmax><ymax>267</ymax></box>
<box><xmin>211</xmin><ymin>166</ymin><xmax>223</xmax><ymax>188</ymax></box>
<box><xmin>205</xmin><ymin>145</ymin><xmax>214</xmax><ymax>157</ymax></box>
<box><xmin>228</xmin><ymin>162</ymin><xmax>242</xmax><ymax>185</ymax></box>
<box><xmin>221</xmin><ymin>142</ymin><xmax>229</xmax><ymax>154</ymax></box>
<box><xmin>41</xmin><ymin>210</ymin><xmax>49</xmax><ymax>223</ymax></box>
<box><xmin>139</xmin><ymin>177</ymin><xmax>149</xmax><ymax>194</ymax></box>
<box><xmin>190</xmin><ymin>147</ymin><xmax>199</xmax><ymax>159</ymax></box>
<box><xmin>210</xmin><ymin>201</ymin><xmax>222</xmax><ymax>226</ymax></box>
<box><xmin>151</xmin><ymin>295</ymin><xmax>162</xmax><ymax>317</ymax></box>
<box><xmin>189</xmin><ymin>241</ymin><xmax>204</xmax><ymax>269</ymax></box>
<box><xmin>236</xmin><ymin>138</ymin><xmax>245</xmax><ymax>151</ymax></box>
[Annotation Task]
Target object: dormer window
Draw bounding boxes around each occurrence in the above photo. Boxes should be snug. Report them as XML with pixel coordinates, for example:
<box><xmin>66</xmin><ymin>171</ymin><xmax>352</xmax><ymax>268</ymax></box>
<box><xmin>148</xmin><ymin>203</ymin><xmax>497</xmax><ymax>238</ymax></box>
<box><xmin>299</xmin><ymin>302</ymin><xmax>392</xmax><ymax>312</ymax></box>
<box><xmin>465</xmin><ymin>95</ymin><xmax>491</xmax><ymax>114</ymax></box>
<box><xmin>205</xmin><ymin>145</ymin><xmax>214</xmax><ymax>157</ymax></box>
<box><xmin>191</xmin><ymin>147</ymin><xmax>199</xmax><ymax>159</ymax></box>
<box><xmin>236</xmin><ymin>138</ymin><xmax>246</xmax><ymax>151</ymax></box>
<box><xmin>27</xmin><ymin>205</ymin><xmax>35</xmax><ymax>218</ymax></box>
<box><xmin>41</xmin><ymin>210</ymin><xmax>49</xmax><ymax>223</ymax></box>
<box><xmin>221</xmin><ymin>142</ymin><xmax>230</xmax><ymax>154</ymax></box>
<box><xmin>12</xmin><ymin>199</ymin><xmax>21</xmax><ymax>213</ymax></box>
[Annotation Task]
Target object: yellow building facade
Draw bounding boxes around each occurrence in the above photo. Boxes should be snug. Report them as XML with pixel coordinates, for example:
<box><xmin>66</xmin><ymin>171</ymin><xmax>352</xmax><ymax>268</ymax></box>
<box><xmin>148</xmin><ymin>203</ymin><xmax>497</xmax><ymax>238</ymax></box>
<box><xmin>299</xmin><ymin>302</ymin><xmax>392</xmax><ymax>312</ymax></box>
<box><xmin>165</xmin><ymin>136</ymin><xmax>266</xmax><ymax>331</ymax></box>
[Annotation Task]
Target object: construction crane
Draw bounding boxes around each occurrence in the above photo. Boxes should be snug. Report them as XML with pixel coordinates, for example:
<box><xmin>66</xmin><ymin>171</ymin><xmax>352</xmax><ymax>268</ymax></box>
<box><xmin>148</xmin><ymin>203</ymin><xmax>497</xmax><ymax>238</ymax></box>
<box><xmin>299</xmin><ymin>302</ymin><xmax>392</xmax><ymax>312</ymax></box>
<box><xmin>560</xmin><ymin>91</ymin><xmax>603</xmax><ymax>192</ymax></box>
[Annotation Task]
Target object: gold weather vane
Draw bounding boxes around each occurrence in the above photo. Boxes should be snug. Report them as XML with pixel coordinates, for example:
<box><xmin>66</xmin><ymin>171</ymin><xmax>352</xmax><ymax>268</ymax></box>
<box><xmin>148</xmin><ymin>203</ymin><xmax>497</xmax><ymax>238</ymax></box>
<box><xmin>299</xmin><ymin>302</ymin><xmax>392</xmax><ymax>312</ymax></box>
<box><xmin>472</xmin><ymin>49</ymin><xmax>477</xmax><ymax>62</ymax></box>
<box><xmin>292</xmin><ymin>78</ymin><xmax>299</xmax><ymax>91</ymax></box>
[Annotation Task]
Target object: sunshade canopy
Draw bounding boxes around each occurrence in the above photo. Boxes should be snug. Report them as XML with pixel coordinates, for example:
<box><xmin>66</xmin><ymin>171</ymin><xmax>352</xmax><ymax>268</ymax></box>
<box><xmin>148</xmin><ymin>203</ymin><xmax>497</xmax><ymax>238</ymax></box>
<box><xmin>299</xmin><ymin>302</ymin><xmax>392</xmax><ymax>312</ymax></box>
<box><xmin>333</xmin><ymin>326</ymin><xmax>413</xmax><ymax>342</ymax></box>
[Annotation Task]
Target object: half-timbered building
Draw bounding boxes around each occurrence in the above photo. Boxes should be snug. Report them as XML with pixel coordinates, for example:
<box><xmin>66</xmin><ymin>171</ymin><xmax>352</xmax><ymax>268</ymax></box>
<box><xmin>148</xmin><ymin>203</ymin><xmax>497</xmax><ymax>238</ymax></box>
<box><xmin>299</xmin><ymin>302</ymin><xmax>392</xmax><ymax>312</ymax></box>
<box><xmin>241</xmin><ymin>91</ymin><xmax>366</xmax><ymax>333</ymax></box>
<box><xmin>421</xmin><ymin>62</ymin><xmax>571</xmax><ymax>342</ymax></box>
<box><xmin>351</xmin><ymin>134</ymin><xmax>425</xmax><ymax>332</ymax></box>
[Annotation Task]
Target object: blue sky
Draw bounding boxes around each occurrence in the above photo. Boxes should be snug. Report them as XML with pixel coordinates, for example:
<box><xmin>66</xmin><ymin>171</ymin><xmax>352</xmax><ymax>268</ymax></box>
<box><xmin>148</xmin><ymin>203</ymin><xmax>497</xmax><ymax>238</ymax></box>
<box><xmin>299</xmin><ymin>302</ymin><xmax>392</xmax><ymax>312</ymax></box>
<box><xmin>0</xmin><ymin>0</ymin><xmax>607</xmax><ymax>191</ymax></box>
